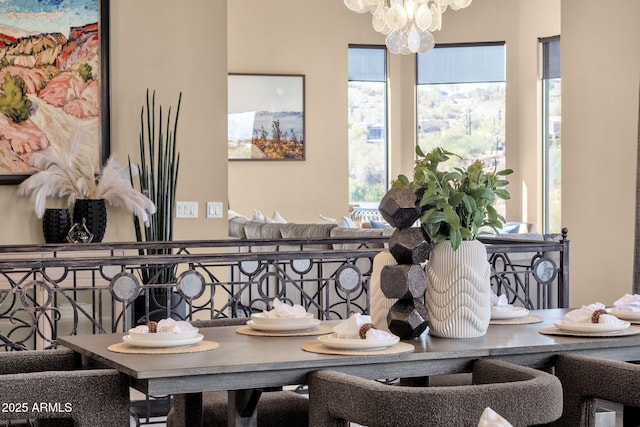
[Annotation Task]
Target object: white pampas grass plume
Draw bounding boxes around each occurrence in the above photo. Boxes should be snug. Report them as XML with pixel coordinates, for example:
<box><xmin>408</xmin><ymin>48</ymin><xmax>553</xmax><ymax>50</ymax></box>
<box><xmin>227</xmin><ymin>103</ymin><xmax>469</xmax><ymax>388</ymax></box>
<box><xmin>18</xmin><ymin>134</ymin><xmax>156</xmax><ymax>223</ymax></box>
<box><xmin>97</xmin><ymin>157</ymin><xmax>156</xmax><ymax>226</ymax></box>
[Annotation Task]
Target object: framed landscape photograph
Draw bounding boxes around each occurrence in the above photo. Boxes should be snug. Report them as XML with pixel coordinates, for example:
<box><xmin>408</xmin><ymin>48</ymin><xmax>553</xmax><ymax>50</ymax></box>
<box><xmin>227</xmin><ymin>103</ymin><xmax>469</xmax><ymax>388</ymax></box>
<box><xmin>0</xmin><ymin>0</ymin><xmax>110</xmax><ymax>184</ymax></box>
<box><xmin>228</xmin><ymin>73</ymin><xmax>305</xmax><ymax>161</ymax></box>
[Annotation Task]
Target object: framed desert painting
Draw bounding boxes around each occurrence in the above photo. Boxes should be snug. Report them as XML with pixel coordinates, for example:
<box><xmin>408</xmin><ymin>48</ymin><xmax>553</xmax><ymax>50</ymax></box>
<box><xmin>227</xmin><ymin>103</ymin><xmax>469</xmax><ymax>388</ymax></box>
<box><xmin>228</xmin><ymin>73</ymin><xmax>305</xmax><ymax>161</ymax></box>
<box><xmin>0</xmin><ymin>0</ymin><xmax>110</xmax><ymax>184</ymax></box>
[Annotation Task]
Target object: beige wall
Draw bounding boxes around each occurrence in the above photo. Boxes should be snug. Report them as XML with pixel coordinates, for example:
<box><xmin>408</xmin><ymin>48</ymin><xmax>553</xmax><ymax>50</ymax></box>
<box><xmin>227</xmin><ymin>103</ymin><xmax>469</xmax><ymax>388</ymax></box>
<box><xmin>562</xmin><ymin>0</ymin><xmax>640</xmax><ymax>305</ymax></box>
<box><xmin>226</xmin><ymin>1</ymin><xmax>381</xmax><ymax>223</ymax></box>
<box><xmin>227</xmin><ymin>0</ymin><xmax>560</xmax><ymax>225</ymax></box>
<box><xmin>1</xmin><ymin>0</ymin><xmax>639</xmax><ymax>307</ymax></box>
<box><xmin>0</xmin><ymin>0</ymin><xmax>229</xmax><ymax>243</ymax></box>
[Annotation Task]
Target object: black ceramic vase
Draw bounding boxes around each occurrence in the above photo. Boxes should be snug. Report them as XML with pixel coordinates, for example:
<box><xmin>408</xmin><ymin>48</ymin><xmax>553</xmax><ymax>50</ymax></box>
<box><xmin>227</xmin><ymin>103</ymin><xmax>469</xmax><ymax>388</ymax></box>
<box><xmin>72</xmin><ymin>199</ymin><xmax>107</xmax><ymax>243</ymax></box>
<box><xmin>42</xmin><ymin>208</ymin><xmax>72</xmax><ymax>243</ymax></box>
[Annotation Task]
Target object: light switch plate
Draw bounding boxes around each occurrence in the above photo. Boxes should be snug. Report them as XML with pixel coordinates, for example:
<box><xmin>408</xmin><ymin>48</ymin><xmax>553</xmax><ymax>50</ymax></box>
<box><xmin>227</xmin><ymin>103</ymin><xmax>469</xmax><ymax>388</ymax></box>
<box><xmin>176</xmin><ymin>201</ymin><xmax>198</xmax><ymax>218</ymax></box>
<box><xmin>207</xmin><ymin>202</ymin><xmax>223</xmax><ymax>219</ymax></box>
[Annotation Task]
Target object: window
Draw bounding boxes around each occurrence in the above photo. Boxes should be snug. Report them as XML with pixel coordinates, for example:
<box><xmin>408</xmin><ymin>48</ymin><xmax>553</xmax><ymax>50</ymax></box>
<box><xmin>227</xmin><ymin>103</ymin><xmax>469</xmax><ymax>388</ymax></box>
<box><xmin>416</xmin><ymin>43</ymin><xmax>506</xmax><ymax>217</ymax></box>
<box><xmin>348</xmin><ymin>46</ymin><xmax>388</xmax><ymax>208</ymax></box>
<box><xmin>541</xmin><ymin>36</ymin><xmax>561</xmax><ymax>233</ymax></box>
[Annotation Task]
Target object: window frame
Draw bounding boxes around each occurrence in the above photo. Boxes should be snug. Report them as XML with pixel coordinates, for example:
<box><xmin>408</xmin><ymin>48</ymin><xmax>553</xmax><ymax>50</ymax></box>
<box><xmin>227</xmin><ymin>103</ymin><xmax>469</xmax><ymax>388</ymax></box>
<box><xmin>347</xmin><ymin>44</ymin><xmax>390</xmax><ymax>206</ymax></box>
<box><xmin>540</xmin><ymin>36</ymin><xmax>561</xmax><ymax>234</ymax></box>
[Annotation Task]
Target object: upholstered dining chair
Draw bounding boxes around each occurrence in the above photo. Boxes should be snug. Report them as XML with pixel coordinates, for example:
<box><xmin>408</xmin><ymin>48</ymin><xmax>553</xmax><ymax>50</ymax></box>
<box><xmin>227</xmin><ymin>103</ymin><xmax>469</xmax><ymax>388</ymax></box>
<box><xmin>166</xmin><ymin>317</ymin><xmax>309</xmax><ymax>427</ymax></box>
<box><xmin>308</xmin><ymin>358</ymin><xmax>563</xmax><ymax>427</ymax></box>
<box><xmin>0</xmin><ymin>347</ymin><xmax>130</xmax><ymax>427</ymax></box>
<box><xmin>552</xmin><ymin>353</ymin><xmax>640</xmax><ymax>426</ymax></box>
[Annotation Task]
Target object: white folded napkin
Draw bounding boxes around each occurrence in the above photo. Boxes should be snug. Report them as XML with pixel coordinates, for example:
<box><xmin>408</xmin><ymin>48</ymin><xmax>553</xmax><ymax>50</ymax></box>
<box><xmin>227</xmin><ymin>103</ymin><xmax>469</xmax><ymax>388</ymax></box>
<box><xmin>262</xmin><ymin>298</ymin><xmax>308</xmax><ymax>318</ymax></box>
<box><xmin>157</xmin><ymin>318</ymin><xmax>196</xmax><ymax>333</ymax></box>
<box><xmin>333</xmin><ymin>313</ymin><xmax>395</xmax><ymax>340</ymax></box>
<box><xmin>130</xmin><ymin>319</ymin><xmax>196</xmax><ymax>333</ymax></box>
<box><xmin>478</xmin><ymin>407</ymin><xmax>513</xmax><ymax>427</ymax></box>
<box><xmin>563</xmin><ymin>303</ymin><xmax>622</xmax><ymax>324</ymax></box>
<box><xmin>490</xmin><ymin>290</ymin><xmax>513</xmax><ymax>312</ymax></box>
<box><xmin>613</xmin><ymin>294</ymin><xmax>640</xmax><ymax>312</ymax></box>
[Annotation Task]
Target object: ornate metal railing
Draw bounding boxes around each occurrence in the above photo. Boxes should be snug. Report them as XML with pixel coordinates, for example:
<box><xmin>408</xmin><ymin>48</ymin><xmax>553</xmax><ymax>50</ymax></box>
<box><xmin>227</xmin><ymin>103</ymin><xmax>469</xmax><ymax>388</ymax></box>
<box><xmin>481</xmin><ymin>228</ymin><xmax>570</xmax><ymax>310</ymax></box>
<box><xmin>0</xmin><ymin>232</ymin><xmax>569</xmax><ymax>351</ymax></box>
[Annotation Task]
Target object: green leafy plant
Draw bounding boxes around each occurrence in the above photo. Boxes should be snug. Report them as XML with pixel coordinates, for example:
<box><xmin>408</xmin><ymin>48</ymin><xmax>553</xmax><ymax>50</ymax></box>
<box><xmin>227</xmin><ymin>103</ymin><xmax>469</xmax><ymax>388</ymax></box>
<box><xmin>393</xmin><ymin>146</ymin><xmax>512</xmax><ymax>250</ymax></box>
<box><xmin>129</xmin><ymin>89</ymin><xmax>181</xmax><ymax>284</ymax></box>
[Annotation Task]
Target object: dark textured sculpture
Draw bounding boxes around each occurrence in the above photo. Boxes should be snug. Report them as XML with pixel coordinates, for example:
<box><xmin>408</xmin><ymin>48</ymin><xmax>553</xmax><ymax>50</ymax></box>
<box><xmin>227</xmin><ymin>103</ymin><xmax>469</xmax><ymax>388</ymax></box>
<box><xmin>389</xmin><ymin>227</ymin><xmax>431</xmax><ymax>265</ymax></box>
<box><xmin>380</xmin><ymin>264</ymin><xmax>426</xmax><ymax>299</ymax></box>
<box><xmin>387</xmin><ymin>298</ymin><xmax>429</xmax><ymax>340</ymax></box>
<box><xmin>379</xmin><ymin>186</ymin><xmax>430</xmax><ymax>340</ymax></box>
<box><xmin>379</xmin><ymin>187</ymin><xmax>420</xmax><ymax>229</ymax></box>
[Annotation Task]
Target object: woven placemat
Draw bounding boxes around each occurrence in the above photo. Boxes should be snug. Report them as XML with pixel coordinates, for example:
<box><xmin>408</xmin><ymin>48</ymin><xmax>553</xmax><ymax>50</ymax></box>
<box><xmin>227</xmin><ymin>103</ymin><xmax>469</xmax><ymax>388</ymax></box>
<box><xmin>107</xmin><ymin>340</ymin><xmax>219</xmax><ymax>354</ymax></box>
<box><xmin>302</xmin><ymin>340</ymin><xmax>414</xmax><ymax>356</ymax></box>
<box><xmin>236</xmin><ymin>324</ymin><xmax>333</xmax><ymax>337</ymax></box>
<box><xmin>539</xmin><ymin>325</ymin><xmax>640</xmax><ymax>338</ymax></box>
<box><xmin>490</xmin><ymin>314</ymin><xmax>543</xmax><ymax>325</ymax></box>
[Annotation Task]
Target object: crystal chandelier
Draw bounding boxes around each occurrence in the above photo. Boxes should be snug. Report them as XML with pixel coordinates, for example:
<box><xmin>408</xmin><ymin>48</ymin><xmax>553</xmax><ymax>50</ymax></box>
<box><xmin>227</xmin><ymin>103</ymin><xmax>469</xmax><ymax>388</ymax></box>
<box><xmin>344</xmin><ymin>0</ymin><xmax>473</xmax><ymax>55</ymax></box>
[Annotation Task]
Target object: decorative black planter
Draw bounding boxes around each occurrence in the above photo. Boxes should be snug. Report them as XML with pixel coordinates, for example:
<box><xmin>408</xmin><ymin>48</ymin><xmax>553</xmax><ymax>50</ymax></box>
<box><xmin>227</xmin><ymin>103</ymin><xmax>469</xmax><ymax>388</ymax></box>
<box><xmin>133</xmin><ymin>288</ymin><xmax>188</xmax><ymax>325</ymax></box>
<box><xmin>42</xmin><ymin>208</ymin><xmax>72</xmax><ymax>243</ymax></box>
<box><xmin>73</xmin><ymin>199</ymin><xmax>107</xmax><ymax>243</ymax></box>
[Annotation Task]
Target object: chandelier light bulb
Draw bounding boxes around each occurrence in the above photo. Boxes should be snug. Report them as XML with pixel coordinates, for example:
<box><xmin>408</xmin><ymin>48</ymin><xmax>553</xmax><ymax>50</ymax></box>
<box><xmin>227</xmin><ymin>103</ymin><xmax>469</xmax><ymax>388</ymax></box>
<box><xmin>407</xmin><ymin>24</ymin><xmax>421</xmax><ymax>53</ymax></box>
<box><xmin>451</xmin><ymin>0</ymin><xmax>473</xmax><ymax>9</ymax></box>
<box><xmin>372</xmin><ymin>5</ymin><xmax>391</xmax><ymax>33</ymax></box>
<box><xmin>417</xmin><ymin>29</ymin><xmax>436</xmax><ymax>53</ymax></box>
<box><xmin>428</xmin><ymin>4</ymin><xmax>442</xmax><ymax>32</ymax></box>
<box><xmin>414</xmin><ymin>3</ymin><xmax>432</xmax><ymax>31</ymax></box>
<box><xmin>405</xmin><ymin>0</ymin><xmax>416</xmax><ymax>21</ymax></box>
<box><xmin>344</xmin><ymin>0</ymin><xmax>368</xmax><ymax>14</ymax></box>
<box><xmin>386</xmin><ymin>2</ymin><xmax>408</xmax><ymax>30</ymax></box>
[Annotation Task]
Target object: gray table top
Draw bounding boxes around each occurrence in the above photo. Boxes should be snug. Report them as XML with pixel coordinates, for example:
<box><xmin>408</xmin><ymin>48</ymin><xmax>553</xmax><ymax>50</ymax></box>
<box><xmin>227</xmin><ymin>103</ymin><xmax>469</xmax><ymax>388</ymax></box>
<box><xmin>58</xmin><ymin>309</ymin><xmax>640</xmax><ymax>395</ymax></box>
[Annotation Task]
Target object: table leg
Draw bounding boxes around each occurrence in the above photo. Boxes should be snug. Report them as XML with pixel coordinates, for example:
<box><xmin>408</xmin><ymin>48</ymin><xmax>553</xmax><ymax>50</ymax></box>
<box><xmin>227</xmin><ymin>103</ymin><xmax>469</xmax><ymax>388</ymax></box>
<box><xmin>227</xmin><ymin>389</ymin><xmax>261</xmax><ymax>427</ymax></box>
<box><xmin>623</xmin><ymin>404</ymin><xmax>640</xmax><ymax>426</ymax></box>
<box><xmin>181</xmin><ymin>393</ymin><xmax>203</xmax><ymax>427</ymax></box>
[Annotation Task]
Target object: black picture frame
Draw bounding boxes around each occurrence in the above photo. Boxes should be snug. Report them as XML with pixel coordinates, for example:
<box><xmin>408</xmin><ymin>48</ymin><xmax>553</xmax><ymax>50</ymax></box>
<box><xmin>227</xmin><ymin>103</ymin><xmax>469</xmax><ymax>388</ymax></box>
<box><xmin>228</xmin><ymin>73</ymin><xmax>305</xmax><ymax>161</ymax></box>
<box><xmin>0</xmin><ymin>0</ymin><xmax>111</xmax><ymax>184</ymax></box>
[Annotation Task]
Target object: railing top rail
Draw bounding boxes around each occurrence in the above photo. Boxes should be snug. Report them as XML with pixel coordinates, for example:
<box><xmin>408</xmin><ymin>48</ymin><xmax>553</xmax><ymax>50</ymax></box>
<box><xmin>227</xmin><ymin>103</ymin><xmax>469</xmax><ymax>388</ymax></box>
<box><xmin>0</xmin><ymin>232</ymin><xmax>568</xmax><ymax>261</ymax></box>
<box><xmin>0</xmin><ymin>236</ymin><xmax>389</xmax><ymax>254</ymax></box>
<box><xmin>0</xmin><ymin>247</ymin><xmax>385</xmax><ymax>268</ymax></box>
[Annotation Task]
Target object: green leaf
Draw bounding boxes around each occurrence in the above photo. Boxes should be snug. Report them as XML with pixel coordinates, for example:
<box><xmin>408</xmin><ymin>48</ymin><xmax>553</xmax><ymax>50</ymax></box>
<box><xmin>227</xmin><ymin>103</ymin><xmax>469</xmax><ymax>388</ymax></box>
<box><xmin>443</xmin><ymin>204</ymin><xmax>460</xmax><ymax>228</ymax></box>
<box><xmin>448</xmin><ymin>192</ymin><xmax>465</xmax><ymax>208</ymax></box>
<box><xmin>494</xmin><ymin>189</ymin><xmax>511</xmax><ymax>200</ymax></box>
<box><xmin>422</xmin><ymin>209</ymin><xmax>446</xmax><ymax>224</ymax></box>
<box><xmin>449</xmin><ymin>229</ymin><xmax>462</xmax><ymax>250</ymax></box>
<box><xmin>497</xmin><ymin>169</ymin><xmax>513</xmax><ymax>176</ymax></box>
<box><xmin>416</xmin><ymin>144</ymin><xmax>425</xmax><ymax>158</ymax></box>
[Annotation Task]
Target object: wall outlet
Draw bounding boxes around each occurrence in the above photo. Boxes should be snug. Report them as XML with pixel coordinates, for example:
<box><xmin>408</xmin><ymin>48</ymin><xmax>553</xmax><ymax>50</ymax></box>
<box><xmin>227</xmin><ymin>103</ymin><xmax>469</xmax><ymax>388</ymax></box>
<box><xmin>176</xmin><ymin>201</ymin><xmax>198</xmax><ymax>218</ymax></box>
<box><xmin>207</xmin><ymin>202</ymin><xmax>223</xmax><ymax>219</ymax></box>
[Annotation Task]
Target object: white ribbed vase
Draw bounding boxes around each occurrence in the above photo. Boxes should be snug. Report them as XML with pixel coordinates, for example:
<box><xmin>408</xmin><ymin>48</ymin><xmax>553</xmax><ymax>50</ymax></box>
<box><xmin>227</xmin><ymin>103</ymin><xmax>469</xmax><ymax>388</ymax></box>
<box><xmin>426</xmin><ymin>240</ymin><xmax>491</xmax><ymax>338</ymax></box>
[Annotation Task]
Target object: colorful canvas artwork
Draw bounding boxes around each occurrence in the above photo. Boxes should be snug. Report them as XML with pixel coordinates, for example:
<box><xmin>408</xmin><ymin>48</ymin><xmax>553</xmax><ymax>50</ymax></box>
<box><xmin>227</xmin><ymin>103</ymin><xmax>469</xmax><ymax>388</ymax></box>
<box><xmin>0</xmin><ymin>0</ymin><xmax>109</xmax><ymax>183</ymax></box>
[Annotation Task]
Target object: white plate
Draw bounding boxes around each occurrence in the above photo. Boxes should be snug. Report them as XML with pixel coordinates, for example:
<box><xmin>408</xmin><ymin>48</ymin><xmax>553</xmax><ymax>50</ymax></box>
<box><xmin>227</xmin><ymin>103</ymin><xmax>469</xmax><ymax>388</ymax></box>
<box><xmin>122</xmin><ymin>333</ymin><xmax>204</xmax><ymax>348</ymax></box>
<box><xmin>250</xmin><ymin>313</ymin><xmax>314</xmax><ymax>325</ymax></box>
<box><xmin>554</xmin><ymin>320</ymin><xmax>630</xmax><ymax>333</ymax></box>
<box><xmin>318</xmin><ymin>333</ymin><xmax>399</xmax><ymax>350</ymax></box>
<box><xmin>246</xmin><ymin>319</ymin><xmax>321</xmax><ymax>332</ymax></box>
<box><xmin>491</xmin><ymin>306</ymin><xmax>530</xmax><ymax>320</ymax></box>
<box><xmin>128</xmin><ymin>329</ymin><xmax>199</xmax><ymax>341</ymax></box>
<box><xmin>609</xmin><ymin>309</ymin><xmax>640</xmax><ymax>321</ymax></box>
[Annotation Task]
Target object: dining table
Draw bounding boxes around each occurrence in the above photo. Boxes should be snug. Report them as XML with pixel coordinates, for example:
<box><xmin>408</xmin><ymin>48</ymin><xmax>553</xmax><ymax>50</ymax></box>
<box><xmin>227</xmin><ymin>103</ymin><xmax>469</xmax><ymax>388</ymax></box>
<box><xmin>57</xmin><ymin>308</ymin><xmax>640</xmax><ymax>427</ymax></box>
